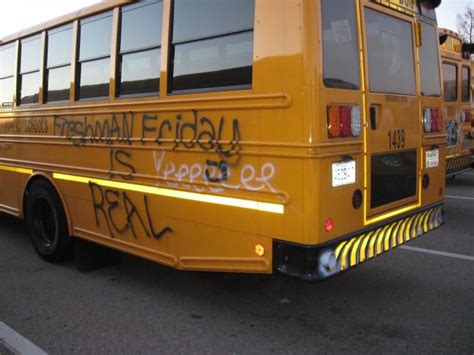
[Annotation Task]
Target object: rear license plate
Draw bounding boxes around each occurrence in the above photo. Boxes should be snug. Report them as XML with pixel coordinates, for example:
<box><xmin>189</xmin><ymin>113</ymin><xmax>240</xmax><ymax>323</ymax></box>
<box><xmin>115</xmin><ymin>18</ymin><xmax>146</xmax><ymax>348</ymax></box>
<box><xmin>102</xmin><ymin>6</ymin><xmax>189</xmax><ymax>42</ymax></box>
<box><xmin>425</xmin><ymin>149</ymin><xmax>439</xmax><ymax>168</ymax></box>
<box><xmin>332</xmin><ymin>160</ymin><xmax>356</xmax><ymax>187</ymax></box>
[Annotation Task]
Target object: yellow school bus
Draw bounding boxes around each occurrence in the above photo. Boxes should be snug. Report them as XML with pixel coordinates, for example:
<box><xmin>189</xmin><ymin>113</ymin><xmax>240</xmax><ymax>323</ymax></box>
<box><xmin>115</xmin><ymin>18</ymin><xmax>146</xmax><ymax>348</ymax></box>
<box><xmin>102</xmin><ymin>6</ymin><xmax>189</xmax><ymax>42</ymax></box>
<box><xmin>0</xmin><ymin>0</ymin><xmax>445</xmax><ymax>280</ymax></box>
<box><xmin>439</xmin><ymin>28</ymin><xmax>472</xmax><ymax>175</ymax></box>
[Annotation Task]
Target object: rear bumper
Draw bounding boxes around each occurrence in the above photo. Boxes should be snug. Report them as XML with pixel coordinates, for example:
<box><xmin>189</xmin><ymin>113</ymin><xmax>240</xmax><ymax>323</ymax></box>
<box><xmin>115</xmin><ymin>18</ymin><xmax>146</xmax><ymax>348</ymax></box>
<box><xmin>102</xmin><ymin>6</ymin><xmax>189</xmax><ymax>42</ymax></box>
<box><xmin>273</xmin><ymin>203</ymin><xmax>444</xmax><ymax>281</ymax></box>
<box><xmin>446</xmin><ymin>154</ymin><xmax>472</xmax><ymax>176</ymax></box>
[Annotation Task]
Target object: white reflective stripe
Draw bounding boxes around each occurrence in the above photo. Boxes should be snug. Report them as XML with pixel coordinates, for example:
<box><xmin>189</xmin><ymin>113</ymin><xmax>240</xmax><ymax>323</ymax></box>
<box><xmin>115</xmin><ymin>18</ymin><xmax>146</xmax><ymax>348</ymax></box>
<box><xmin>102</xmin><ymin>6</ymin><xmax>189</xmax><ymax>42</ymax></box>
<box><xmin>445</xmin><ymin>195</ymin><xmax>474</xmax><ymax>201</ymax></box>
<box><xmin>53</xmin><ymin>173</ymin><xmax>284</xmax><ymax>214</ymax></box>
<box><xmin>400</xmin><ymin>246</ymin><xmax>474</xmax><ymax>261</ymax></box>
<box><xmin>0</xmin><ymin>322</ymin><xmax>47</xmax><ymax>355</ymax></box>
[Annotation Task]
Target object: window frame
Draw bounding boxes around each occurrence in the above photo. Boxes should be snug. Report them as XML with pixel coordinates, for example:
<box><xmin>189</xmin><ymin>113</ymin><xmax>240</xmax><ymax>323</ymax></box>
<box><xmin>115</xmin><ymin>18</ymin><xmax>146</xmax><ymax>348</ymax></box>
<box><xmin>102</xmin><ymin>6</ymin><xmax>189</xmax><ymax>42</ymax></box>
<box><xmin>45</xmin><ymin>24</ymin><xmax>73</xmax><ymax>103</ymax></box>
<box><xmin>461</xmin><ymin>65</ymin><xmax>470</xmax><ymax>103</ymax></box>
<box><xmin>116</xmin><ymin>0</ymin><xmax>163</xmax><ymax>98</ymax></box>
<box><xmin>76</xmin><ymin>10</ymin><xmax>113</xmax><ymax>101</ymax></box>
<box><xmin>321</xmin><ymin>0</ymin><xmax>361</xmax><ymax>91</ymax></box>
<box><xmin>419</xmin><ymin>21</ymin><xmax>441</xmax><ymax>98</ymax></box>
<box><xmin>168</xmin><ymin>0</ymin><xmax>255</xmax><ymax>95</ymax></box>
<box><xmin>442</xmin><ymin>62</ymin><xmax>458</xmax><ymax>103</ymax></box>
<box><xmin>0</xmin><ymin>43</ymin><xmax>17</xmax><ymax>108</ymax></box>
<box><xmin>18</xmin><ymin>34</ymin><xmax>42</xmax><ymax>106</ymax></box>
<box><xmin>364</xmin><ymin>8</ymin><xmax>417</xmax><ymax>96</ymax></box>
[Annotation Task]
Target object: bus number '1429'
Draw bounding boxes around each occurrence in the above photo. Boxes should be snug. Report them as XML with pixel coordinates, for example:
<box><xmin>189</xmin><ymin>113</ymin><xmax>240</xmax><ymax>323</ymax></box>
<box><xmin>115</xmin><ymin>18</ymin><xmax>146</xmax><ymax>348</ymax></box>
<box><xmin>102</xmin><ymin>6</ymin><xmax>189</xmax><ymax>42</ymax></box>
<box><xmin>388</xmin><ymin>129</ymin><xmax>406</xmax><ymax>150</ymax></box>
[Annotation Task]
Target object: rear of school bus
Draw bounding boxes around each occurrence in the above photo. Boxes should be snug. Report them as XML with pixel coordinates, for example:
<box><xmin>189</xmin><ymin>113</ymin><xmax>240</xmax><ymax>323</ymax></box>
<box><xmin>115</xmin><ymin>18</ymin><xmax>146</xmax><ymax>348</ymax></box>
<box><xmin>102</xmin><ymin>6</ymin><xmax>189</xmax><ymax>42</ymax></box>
<box><xmin>461</xmin><ymin>58</ymin><xmax>473</xmax><ymax>166</ymax></box>
<box><xmin>439</xmin><ymin>29</ymin><xmax>472</xmax><ymax>175</ymax></box>
<box><xmin>274</xmin><ymin>0</ymin><xmax>446</xmax><ymax>280</ymax></box>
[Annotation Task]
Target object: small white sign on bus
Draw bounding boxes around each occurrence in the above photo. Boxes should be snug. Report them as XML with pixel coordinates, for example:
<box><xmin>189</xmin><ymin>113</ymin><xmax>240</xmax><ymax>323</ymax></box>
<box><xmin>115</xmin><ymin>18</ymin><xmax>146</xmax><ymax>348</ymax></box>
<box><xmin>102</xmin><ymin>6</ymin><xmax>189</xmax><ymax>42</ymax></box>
<box><xmin>332</xmin><ymin>160</ymin><xmax>356</xmax><ymax>187</ymax></box>
<box><xmin>425</xmin><ymin>149</ymin><xmax>439</xmax><ymax>168</ymax></box>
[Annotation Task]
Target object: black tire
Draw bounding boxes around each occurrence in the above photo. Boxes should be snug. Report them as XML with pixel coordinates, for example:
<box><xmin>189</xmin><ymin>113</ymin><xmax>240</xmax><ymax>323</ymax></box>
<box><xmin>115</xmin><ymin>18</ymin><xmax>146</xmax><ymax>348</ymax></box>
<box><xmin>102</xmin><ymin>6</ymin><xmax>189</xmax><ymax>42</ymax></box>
<box><xmin>25</xmin><ymin>180</ymin><xmax>72</xmax><ymax>262</ymax></box>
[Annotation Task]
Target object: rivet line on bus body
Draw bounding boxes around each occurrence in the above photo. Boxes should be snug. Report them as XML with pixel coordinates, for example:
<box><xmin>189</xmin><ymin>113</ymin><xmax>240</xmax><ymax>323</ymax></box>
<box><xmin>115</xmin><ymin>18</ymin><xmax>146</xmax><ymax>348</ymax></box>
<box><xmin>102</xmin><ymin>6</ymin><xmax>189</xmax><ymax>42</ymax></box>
<box><xmin>52</xmin><ymin>173</ymin><xmax>284</xmax><ymax>214</ymax></box>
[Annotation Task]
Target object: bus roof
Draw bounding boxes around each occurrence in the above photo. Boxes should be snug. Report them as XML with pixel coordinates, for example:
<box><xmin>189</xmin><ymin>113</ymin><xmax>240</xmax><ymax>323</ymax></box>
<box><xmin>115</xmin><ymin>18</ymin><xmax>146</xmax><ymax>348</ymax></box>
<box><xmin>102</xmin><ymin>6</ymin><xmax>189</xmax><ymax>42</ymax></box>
<box><xmin>0</xmin><ymin>0</ymin><xmax>128</xmax><ymax>45</ymax></box>
<box><xmin>439</xmin><ymin>28</ymin><xmax>463</xmax><ymax>60</ymax></box>
<box><xmin>438</xmin><ymin>28</ymin><xmax>463</xmax><ymax>42</ymax></box>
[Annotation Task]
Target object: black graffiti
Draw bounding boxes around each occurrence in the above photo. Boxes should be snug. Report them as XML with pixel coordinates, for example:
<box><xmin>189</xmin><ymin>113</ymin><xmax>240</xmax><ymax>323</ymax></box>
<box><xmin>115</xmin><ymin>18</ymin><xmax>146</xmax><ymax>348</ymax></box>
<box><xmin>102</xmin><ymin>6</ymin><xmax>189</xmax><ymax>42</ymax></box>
<box><xmin>89</xmin><ymin>182</ymin><xmax>172</xmax><ymax>240</ymax></box>
<box><xmin>109</xmin><ymin>148</ymin><xmax>136</xmax><ymax>180</ymax></box>
<box><xmin>205</xmin><ymin>159</ymin><xmax>229</xmax><ymax>183</ymax></box>
<box><xmin>4</xmin><ymin>117</ymin><xmax>48</xmax><ymax>134</ymax></box>
<box><xmin>53</xmin><ymin>113</ymin><xmax>135</xmax><ymax>146</ymax></box>
<box><xmin>54</xmin><ymin>111</ymin><xmax>242</xmax><ymax>158</ymax></box>
<box><xmin>142</xmin><ymin>110</ymin><xmax>241</xmax><ymax>157</ymax></box>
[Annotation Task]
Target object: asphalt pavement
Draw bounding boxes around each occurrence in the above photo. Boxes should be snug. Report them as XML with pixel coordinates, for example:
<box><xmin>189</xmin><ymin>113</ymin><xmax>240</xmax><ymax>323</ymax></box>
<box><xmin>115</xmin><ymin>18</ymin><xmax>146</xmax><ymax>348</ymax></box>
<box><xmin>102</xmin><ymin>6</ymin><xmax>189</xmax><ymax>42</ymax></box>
<box><xmin>1</xmin><ymin>171</ymin><xmax>473</xmax><ymax>354</ymax></box>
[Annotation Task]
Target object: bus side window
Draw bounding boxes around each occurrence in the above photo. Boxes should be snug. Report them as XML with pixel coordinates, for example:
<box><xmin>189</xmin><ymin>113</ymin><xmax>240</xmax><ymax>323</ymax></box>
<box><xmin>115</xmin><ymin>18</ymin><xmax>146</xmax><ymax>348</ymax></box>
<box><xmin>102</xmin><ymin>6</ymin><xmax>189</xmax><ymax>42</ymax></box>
<box><xmin>442</xmin><ymin>63</ymin><xmax>457</xmax><ymax>102</ymax></box>
<box><xmin>19</xmin><ymin>35</ymin><xmax>41</xmax><ymax>105</ymax></box>
<box><xmin>117</xmin><ymin>0</ymin><xmax>163</xmax><ymax>97</ymax></box>
<box><xmin>169</xmin><ymin>0</ymin><xmax>255</xmax><ymax>93</ymax></box>
<box><xmin>0</xmin><ymin>44</ymin><xmax>15</xmax><ymax>108</ymax></box>
<box><xmin>46</xmin><ymin>24</ymin><xmax>73</xmax><ymax>102</ymax></box>
<box><xmin>77</xmin><ymin>11</ymin><xmax>113</xmax><ymax>100</ymax></box>
<box><xmin>461</xmin><ymin>66</ymin><xmax>470</xmax><ymax>103</ymax></box>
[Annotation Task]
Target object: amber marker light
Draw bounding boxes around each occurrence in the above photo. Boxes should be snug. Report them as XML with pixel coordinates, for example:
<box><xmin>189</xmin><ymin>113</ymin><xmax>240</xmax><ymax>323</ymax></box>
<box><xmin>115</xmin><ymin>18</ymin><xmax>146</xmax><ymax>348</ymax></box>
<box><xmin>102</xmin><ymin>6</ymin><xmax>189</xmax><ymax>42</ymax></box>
<box><xmin>255</xmin><ymin>244</ymin><xmax>265</xmax><ymax>257</ymax></box>
<box><xmin>325</xmin><ymin>218</ymin><xmax>334</xmax><ymax>232</ymax></box>
<box><xmin>327</xmin><ymin>105</ymin><xmax>341</xmax><ymax>137</ymax></box>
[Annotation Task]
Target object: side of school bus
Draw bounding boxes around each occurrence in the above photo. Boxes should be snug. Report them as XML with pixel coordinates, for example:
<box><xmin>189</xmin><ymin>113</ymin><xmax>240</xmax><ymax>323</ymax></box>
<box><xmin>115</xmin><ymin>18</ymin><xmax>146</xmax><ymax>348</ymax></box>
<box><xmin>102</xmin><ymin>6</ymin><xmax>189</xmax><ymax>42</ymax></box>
<box><xmin>0</xmin><ymin>0</ymin><xmax>445</xmax><ymax>281</ymax></box>
<box><xmin>439</xmin><ymin>28</ymin><xmax>472</xmax><ymax>176</ymax></box>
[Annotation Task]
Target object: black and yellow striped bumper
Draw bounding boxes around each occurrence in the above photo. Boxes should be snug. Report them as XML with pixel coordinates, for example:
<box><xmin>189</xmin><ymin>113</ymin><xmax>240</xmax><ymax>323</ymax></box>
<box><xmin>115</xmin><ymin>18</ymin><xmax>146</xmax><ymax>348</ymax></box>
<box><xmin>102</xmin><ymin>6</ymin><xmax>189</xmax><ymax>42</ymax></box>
<box><xmin>274</xmin><ymin>204</ymin><xmax>444</xmax><ymax>281</ymax></box>
<box><xmin>334</xmin><ymin>205</ymin><xmax>444</xmax><ymax>272</ymax></box>
<box><xmin>446</xmin><ymin>154</ymin><xmax>472</xmax><ymax>176</ymax></box>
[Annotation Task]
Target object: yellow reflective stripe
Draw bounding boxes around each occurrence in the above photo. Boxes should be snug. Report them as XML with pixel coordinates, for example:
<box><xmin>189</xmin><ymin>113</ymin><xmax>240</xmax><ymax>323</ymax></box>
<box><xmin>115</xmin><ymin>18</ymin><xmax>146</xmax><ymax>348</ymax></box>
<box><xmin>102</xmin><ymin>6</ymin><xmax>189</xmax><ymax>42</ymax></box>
<box><xmin>404</xmin><ymin>216</ymin><xmax>415</xmax><ymax>241</ymax></box>
<box><xmin>335</xmin><ymin>240</ymin><xmax>348</xmax><ymax>259</ymax></box>
<box><xmin>376</xmin><ymin>225</ymin><xmax>388</xmax><ymax>255</ymax></box>
<box><xmin>350</xmin><ymin>235</ymin><xmax>364</xmax><ymax>266</ymax></box>
<box><xmin>368</xmin><ymin>229</ymin><xmax>379</xmax><ymax>258</ymax></box>
<box><xmin>423</xmin><ymin>209</ymin><xmax>431</xmax><ymax>232</ymax></box>
<box><xmin>0</xmin><ymin>164</ymin><xmax>33</xmax><ymax>175</ymax></box>
<box><xmin>384</xmin><ymin>222</ymin><xmax>395</xmax><ymax>251</ymax></box>
<box><xmin>365</xmin><ymin>202</ymin><xmax>419</xmax><ymax>225</ymax></box>
<box><xmin>53</xmin><ymin>172</ymin><xmax>284</xmax><ymax>214</ymax></box>
<box><xmin>340</xmin><ymin>238</ymin><xmax>356</xmax><ymax>270</ymax></box>
<box><xmin>359</xmin><ymin>232</ymin><xmax>373</xmax><ymax>262</ymax></box>
<box><xmin>391</xmin><ymin>220</ymin><xmax>402</xmax><ymax>248</ymax></box>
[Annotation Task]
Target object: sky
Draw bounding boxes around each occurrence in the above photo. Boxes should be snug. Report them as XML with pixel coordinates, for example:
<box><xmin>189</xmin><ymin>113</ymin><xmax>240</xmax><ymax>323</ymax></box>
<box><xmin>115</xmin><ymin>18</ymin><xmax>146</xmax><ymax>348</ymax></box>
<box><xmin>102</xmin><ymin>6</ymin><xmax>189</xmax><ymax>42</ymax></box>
<box><xmin>437</xmin><ymin>0</ymin><xmax>473</xmax><ymax>31</ymax></box>
<box><xmin>0</xmin><ymin>0</ymin><xmax>101</xmax><ymax>39</ymax></box>
<box><xmin>0</xmin><ymin>0</ymin><xmax>472</xmax><ymax>39</ymax></box>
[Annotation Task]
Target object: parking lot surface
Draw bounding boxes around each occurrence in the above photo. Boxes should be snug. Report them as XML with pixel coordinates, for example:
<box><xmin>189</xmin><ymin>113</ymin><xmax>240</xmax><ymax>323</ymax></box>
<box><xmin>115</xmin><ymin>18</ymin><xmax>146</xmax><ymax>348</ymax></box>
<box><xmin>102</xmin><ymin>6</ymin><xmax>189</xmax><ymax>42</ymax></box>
<box><xmin>1</xmin><ymin>172</ymin><xmax>473</xmax><ymax>354</ymax></box>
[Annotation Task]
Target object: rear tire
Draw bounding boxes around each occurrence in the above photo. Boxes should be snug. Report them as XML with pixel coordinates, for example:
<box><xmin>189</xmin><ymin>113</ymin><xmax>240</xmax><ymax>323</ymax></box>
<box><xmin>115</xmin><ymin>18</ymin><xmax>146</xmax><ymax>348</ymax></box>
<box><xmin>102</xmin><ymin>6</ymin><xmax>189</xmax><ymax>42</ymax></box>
<box><xmin>25</xmin><ymin>180</ymin><xmax>72</xmax><ymax>262</ymax></box>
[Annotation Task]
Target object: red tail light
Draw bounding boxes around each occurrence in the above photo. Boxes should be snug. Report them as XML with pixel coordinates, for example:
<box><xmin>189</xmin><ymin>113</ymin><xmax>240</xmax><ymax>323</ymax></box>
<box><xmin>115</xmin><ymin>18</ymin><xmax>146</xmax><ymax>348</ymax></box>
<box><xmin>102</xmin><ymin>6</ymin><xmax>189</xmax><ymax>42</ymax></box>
<box><xmin>327</xmin><ymin>105</ymin><xmax>361</xmax><ymax>138</ymax></box>
<box><xmin>340</xmin><ymin>106</ymin><xmax>352</xmax><ymax>137</ymax></box>
<box><xmin>465</xmin><ymin>110</ymin><xmax>471</xmax><ymax>124</ymax></box>
<box><xmin>431</xmin><ymin>108</ymin><xmax>439</xmax><ymax>132</ymax></box>
<box><xmin>423</xmin><ymin>108</ymin><xmax>442</xmax><ymax>133</ymax></box>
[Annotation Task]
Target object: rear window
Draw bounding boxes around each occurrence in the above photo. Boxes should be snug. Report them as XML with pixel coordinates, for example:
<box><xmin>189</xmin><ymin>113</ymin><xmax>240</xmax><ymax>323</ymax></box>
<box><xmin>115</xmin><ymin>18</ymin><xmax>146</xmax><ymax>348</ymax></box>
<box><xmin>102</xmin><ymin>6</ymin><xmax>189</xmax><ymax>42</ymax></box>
<box><xmin>462</xmin><ymin>66</ymin><xmax>470</xmax><ymax>103</ymax></box>
<box><xmin>322</xmin><ymin>0</ymin><xmax>360</xmax><ymax>90</ymax></box>
<box><xmin>365</xmin><ymin>9</ymin><xmax>415</xmax><ymax>95</ymax></box>
<box><xmin>419</xmin><ymin>23</ymin><xmax>441</xmax><ymax>97</ymax></box>
<box><xmin>443</xmin><ymin>63</ymin><xmax>457</xmax><ymax>102</ymax></box>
